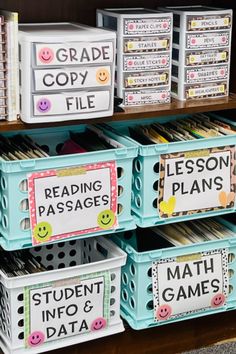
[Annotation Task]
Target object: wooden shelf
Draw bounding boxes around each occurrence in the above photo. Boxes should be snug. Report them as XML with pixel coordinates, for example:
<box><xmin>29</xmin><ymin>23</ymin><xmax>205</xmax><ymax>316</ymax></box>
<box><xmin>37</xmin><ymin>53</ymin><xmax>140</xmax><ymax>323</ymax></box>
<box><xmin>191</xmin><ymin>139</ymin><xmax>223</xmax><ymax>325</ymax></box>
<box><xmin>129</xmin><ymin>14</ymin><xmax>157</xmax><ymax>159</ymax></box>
<box><xmin>35</xmin><ymin>310</ymin><xmax>236</xmax><ymax>353</ymax></box>
<box><xmin>1</xmin><ymin>94</ymin><xmax>236</xmax><ymax>132</ymax></box>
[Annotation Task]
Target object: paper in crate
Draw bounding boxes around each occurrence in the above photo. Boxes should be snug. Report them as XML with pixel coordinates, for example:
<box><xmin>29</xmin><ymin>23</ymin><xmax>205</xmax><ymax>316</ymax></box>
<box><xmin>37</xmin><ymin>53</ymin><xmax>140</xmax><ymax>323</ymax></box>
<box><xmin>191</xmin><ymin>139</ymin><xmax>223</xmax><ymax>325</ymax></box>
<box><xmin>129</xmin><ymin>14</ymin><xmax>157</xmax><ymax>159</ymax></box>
<box><xmin>18</xmin><ymin>23</ymin><xmax>115</xmax><ymax>123</ymax></box>
<box><xmin>28</xmin><ymin>161</ymin><xmax>118</xmax><ymax>246</ymax></box>
<box><xmin>152</xmin><ymin>249</ymin><xmax>228</xmax><ymax>321</ymax></box>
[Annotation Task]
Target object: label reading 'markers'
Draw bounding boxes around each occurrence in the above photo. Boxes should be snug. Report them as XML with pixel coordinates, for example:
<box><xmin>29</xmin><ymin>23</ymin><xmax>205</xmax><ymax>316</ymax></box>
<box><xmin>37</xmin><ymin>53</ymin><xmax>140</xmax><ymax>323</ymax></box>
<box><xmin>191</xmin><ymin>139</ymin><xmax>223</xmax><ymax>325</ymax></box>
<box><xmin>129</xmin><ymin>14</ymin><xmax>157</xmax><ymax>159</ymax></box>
<box><xmin>124</xmin><ymin>36</ymin><xmax>170</xmax><ymax>52</ymax></box>
<box><xmin>124</xmin><ymin>18</ymin><xmax>171</xmax><ymax>35</ymax></box>
<box><xmin>123</xmin><ymin>54</ymin><xmax>170</xmax><ymax>71</ymax></box>
<box><xmin>186</xmin><ymin>32</ymin><xmax>230</xmax><ymax>49</ymax></box>
<box><xmin>124</xmin><ymin>71</ymin><xmax>169</xmax><ymax>88</ymax></box>
<box><xmin>186</xmin><ymin>83</ymin><xmax>227</xmax><ymax>99</ymax></box>
<box><xmin>186</xmin><ymin>66</ymin><xmax>228</xmax><ymax>84</ymax></box>
<box><xmin>186</xmin><ymin>50</ymin><xmax>229</xmax><ymax>66</ymax></box>
<box><xmin>187</xmin><ymin>15</ymin><xmax>231</xmax><ymax>31</ymax></box>
<box><xmin>124</xmin><ymin>90</ymin><xmax>170</xmax><ymax>106</ymax></box>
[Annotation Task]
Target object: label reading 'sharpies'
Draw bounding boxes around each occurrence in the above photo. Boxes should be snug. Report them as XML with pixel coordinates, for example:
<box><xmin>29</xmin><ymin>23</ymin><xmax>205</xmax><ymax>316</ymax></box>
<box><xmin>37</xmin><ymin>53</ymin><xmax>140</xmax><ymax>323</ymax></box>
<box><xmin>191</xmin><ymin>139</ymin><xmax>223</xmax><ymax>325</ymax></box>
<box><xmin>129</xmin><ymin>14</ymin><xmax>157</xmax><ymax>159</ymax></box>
<box><xmin>34</xmin><ymin>66</ymin><xmax>111</xmax><ymax>91</ymax></box>
<box><xmin>187</xmin><ymin>15</ymin><xmax>231</xmax><ymax>31</ymax></box>
<box><xmin>186</xmin><ymin>66</ymin><xmax>228</xmax><ymax>84</ymax></box>
<box><xmin>35</xmin><ymin>42</ymin><xmax>114</xmax><ymax>66</ymax></box>
<box><xmin>33</xmin><ymin>91</ymin><xmax>110</xmax><ymax>116</ymax></box>
<box><xmin>124</xmin><ymin>36</ymin><xmax>170</xmax><ymax>52</ymax></box>
<box><xmin>124</xmin><ymin>90</ymin><xmax>170</xmax><ymax>106</ymax></box>
<box><xmin>124</xmin><ymin>17</ymin><xmax>171</xmax><ymax>35</ymax></box>
<box><xmin>186</xmin><ymin>83</ymin><xmax>227</xmax><ymax>99</ymax></box>
<box><xmin>186</xmin><ymin>50</ymin><xmax>229</xmax><ymax>66</ymax></box>
<box><xmin>28</xmin><ymin>161</ymin><xmax>118</xmax><ymax>245</ymax></box>
<box><xmin>124</xmin><ymin>71</ymin><xmax>169</xmax><ymax>88</ymax></box>
<box><xmin>123</xmin><ymin>54</ymin><xmax>170</xmax><ymax>71</ymax></box>
<box><xmin>186</xmin><ymin>32</ymin><xmax>230</xmax><ymax>49</ymax></box>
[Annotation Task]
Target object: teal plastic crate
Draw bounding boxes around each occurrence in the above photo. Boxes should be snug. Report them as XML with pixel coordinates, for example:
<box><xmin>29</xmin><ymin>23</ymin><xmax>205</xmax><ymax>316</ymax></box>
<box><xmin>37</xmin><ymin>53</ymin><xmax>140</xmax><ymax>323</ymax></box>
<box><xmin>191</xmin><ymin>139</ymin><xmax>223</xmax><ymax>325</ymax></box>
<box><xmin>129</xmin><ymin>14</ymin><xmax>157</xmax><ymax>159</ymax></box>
<box><xmin>113</xmin><ymin>222</ymin><xmax>236</xmax><ymax>330</ymax></box>
<box><xmin>0</xmin><ymin>124</ymin><xmax>138</xmax><ymax>250</ymax></box>
<box><xmin>104</xmin><ymin>114</ymin><xmax>236</xmax><ymax>227</ymax></box>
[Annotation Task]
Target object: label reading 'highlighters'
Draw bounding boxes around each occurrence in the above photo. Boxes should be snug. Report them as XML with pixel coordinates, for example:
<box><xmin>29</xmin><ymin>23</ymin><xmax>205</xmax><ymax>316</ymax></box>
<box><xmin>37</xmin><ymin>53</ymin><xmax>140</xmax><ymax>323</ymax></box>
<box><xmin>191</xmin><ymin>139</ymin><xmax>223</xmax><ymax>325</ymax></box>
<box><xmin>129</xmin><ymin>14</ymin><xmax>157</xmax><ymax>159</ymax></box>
<box><xmin>186</xmin><ymin>82</ymin><xmax>227</xmax><ymax>99</ymax></box>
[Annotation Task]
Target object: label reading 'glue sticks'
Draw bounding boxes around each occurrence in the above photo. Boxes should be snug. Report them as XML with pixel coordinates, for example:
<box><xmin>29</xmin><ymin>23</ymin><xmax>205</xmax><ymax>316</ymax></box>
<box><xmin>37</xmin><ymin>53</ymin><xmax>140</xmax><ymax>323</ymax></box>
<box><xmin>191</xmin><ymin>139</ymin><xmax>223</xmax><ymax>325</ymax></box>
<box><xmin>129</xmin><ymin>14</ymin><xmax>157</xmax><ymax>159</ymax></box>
<box><xmin>123</xmin><ymin>54</ymin><xmax>170</xmax><ymax>71</ymax></box>
<box><xmin>34</xmin><ymin>66</ymin><xmax>111</xmax><ymax>91</ymax></box>
<box><xmin>33</xmin><ymin>91</ymin><xmax>110</xmax><ymax>116</ymax></box>
<box><xmin>124</xmin><ymin>36</ymin><xmax>170</xmax><ymax>52</ymax></box>
<box><xmin>124</xmin><ymin>18</ymin><xmax>172</xmax><ymax>35</ymax></box>
<box><xmin>35</xmin><ymin>42</ymin><xmax>114</xmax><ymax>66</ymax></box>
<box><xmin>124</xmin><ymin>90</ymin><xmax>170</xmax><ymax>106</ymax></box>
<box><xmin>186</xmin><ymin>83</ymin><xmax>227</xmax><ymax>99</ymax></box>
<box><xmin>186</xmin><ymin>32</ymin><xmax>230</xmax><ymax>49</ymax></box>
<box><xmin>186</xmin><ymin>50</ymin><xmax>229</xmax><ymax>66</ymax></box>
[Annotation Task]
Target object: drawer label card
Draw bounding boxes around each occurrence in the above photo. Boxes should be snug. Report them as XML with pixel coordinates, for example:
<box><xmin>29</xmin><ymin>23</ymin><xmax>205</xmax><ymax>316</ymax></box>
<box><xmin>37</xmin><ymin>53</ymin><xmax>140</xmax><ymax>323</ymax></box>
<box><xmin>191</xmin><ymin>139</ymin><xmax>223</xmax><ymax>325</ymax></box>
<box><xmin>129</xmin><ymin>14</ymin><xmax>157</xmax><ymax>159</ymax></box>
<box><xmin>186</xmin><ymin>66</ymin><xmax>228</xmax><ymax>84</ymax></box>
<box><xmin>25</xmin><ymin>271</ymin><xmax>110</xmax><ymax>346</ymax></box>
<box><xmin>35</xmin><ymin>42</ymin><xmax>114</xmax><ymax>66</ymax></box>
<box><xmin>124</xmin><ymin>90</ymin><xmax>170</xmax><ymax>106</ymax></box>
<box><xmin>124</xmin><ymin>18</ymin><xmax>171</xmax><ymax>35</ymax></box>
<box><xmin>158</xmin><ymin>146</ymin><xmax>236</xmax><ymax>219</ymax></box>
<box><xmin>152</xmin><ymin>249</ymin><xmax>228</xmax><ymax>321</ymax></box>
<box><xmin>124</xmin><ymin>37</ymin><xmax>170</xmax><ymax>52</ymax></box>
<box><xmin>125</xmin><ymin>71</ymin><xmax>169</xmax><ymax>88</ymax></box>
<box><xmin>187</xmin><ymin>16</ymin><xmax>231</xmax><ymax>31</ymax></box>
<box><xmin>33</xmin><ymin>91</ymin><xmax>110</xmax><ymax>116</ymax></box>
<box><xmin>186</xmin><ymin>32</ymin><xmax>230</xmax><ymax>49</ymax></box>
<box><xmin>123</xmin><ymin>54</ymin><xmax>170</xmax><ymax>71</ymax></box>
<box><xmin>28</xmin><ymin>161</ymin><xmax>118</xmax><ymax>246</ymax></box>
<box><xmin>34</xmin><ymin>66</ymin><xmax>111</xmax><ymax>91</ymax></box>
<box><xmin>186</xmin><ymin>83</ymin><xmax>227</xmax><ymax>99</ymax></box>
<box><xmin>186</xmin><ymin>50</ymin><xmax>229</xmax><ymax>66</ymax></box>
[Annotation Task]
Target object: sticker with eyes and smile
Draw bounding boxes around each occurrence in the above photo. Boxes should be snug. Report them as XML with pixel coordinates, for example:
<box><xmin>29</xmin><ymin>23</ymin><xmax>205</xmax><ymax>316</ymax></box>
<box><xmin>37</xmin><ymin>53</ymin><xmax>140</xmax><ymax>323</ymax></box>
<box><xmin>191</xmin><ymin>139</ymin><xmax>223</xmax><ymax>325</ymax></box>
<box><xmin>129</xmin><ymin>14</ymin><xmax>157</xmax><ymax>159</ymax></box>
<box><xmin>91</xmin><ymin>317</ymin><xmax>107</xmax><ymax>331</ymax></box>
<box><xmin>33</xmin><ymin>222</ymin><xmax>52</xmax><ymax>243</ymax></box>
<box><xmin>97</xmin><ymin>210</ymin><xmax>115</xmax><ymax>229</ymax></box>
<box><xmin>27</xmin><ymin>331</ymin><xmax>45</xmax><ymax>347</ymax></box>
<box><xmin>36</xmin><ymin>98</ymin><xmax>51</xmax><ymax>113</ymax></box>
<box><xmin>96</xmin><ymin>68</ymin><xmax>110</xmax><ymax>85</ymax></box>
<box><xmin>38</xmin><ymin>47</ymin><xmax>54</xmax><ymax>64</ymax></box>
<box><xmin>156</xmin><ymin>304</ymin><xmax>172</xmax><ymax>320</ymax></box>
<box><xmin>211</xmin><ymin>293</ymin><xmax>225</xmax><ymax>308</ymax></box>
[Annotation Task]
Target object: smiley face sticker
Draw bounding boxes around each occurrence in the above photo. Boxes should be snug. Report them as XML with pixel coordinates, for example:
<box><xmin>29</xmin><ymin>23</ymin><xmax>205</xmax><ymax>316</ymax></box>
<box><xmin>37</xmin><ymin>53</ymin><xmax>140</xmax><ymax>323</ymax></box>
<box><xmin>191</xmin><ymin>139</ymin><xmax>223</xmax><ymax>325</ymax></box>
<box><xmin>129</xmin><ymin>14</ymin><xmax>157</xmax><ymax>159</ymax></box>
<box><xmin>27</xmin><ymin>331</ymin><xmax>45</xmax><ymax>347</ymax></box>
<box><xmin>33</xmin><ymin>222</ymin><xmax>52</xmax><ymax>243</ymax></box>
<box><xmin>91</xmin><ymin>317</ymin><xmax>107</xmax><ymax>331</ymax></box>
<box><xmin>211</xmin><ymin>293</ymin><xmax>225</xmax><ymax>308</ymax></box>
<box><xmin>96</xmin><ymin>68</ymin><xmax>110</xmax><ymax>85</ymax></box>
<box><xmin>36</xmin><ymin>98</ymin><xmax>51</xmax><ymax>113</ymax></box>
<box><xmin>38</xmin><ymin>47</ymin><xmax>54</xmax><ymax>64</ymax></box>
<box><xmin>97</xmin><ymin>210</ymin><xmax>115</xmax><ymax>229</ymax></box>
<box><xmin>156</xmin><ymin>304</ymin><xmax>172</xmax><ymax>321</ymax></box>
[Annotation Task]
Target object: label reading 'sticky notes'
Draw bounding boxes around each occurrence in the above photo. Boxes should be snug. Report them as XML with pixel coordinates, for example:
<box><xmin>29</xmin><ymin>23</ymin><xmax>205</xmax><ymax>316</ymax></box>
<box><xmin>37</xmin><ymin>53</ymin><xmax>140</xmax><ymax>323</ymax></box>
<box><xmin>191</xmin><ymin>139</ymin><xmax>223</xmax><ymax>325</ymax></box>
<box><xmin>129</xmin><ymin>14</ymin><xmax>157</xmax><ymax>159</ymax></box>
<box><xmin>124</xmin><ymin>18</ymin><xmax>171</xmax><ymax>35</ymax></box>
<box><xmin>124</xmin><ymin>71</ymin><xmax>169</xmax><ymax>88</ymax></box>
<box><xmin>35</xmin><ymin>42</ymin><xmax>114</xmax><ymax>66</ymax></box>
<box><xmin>123</xmin><ymin>53</ymin><xmax>170</xmax><ymax>71</ymax></box>
<box><xmin>34</xmin><ymin>66</ymin><xmax>111</xmax><ymax>91</ymax></box>
<box><xmin>33</xmin><ymin>91</ymin><xmax>110</xmax><ymax>116</ymax></box>
<box><xmin>186</xmin><ymin>32</ymin><xmax>230</xmax><ymax>49</ymax></box>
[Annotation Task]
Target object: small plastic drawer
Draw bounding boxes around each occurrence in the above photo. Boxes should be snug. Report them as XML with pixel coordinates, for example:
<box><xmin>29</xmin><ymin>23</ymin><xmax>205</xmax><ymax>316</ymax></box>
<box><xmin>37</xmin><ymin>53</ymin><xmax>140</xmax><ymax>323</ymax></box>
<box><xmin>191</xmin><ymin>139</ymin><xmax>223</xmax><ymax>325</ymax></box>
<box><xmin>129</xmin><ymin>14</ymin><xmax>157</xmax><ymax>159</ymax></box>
<box><xmin>0</xmin><ymin>124</ymin><xmax>137</xmax><ymax>250</ymax></box>
<box><xmin>0</xmin><ymin>237</ymin><xmax>126</xmax><ymax>353</ymax></box>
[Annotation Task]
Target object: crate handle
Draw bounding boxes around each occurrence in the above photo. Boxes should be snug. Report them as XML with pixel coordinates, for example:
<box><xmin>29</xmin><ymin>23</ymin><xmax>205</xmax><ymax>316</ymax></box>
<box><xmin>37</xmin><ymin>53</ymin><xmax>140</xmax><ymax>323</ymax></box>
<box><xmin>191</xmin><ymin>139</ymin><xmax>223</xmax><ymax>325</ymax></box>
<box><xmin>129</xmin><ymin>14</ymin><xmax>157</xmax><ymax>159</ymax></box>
<box><xmin>115</xmin><ymin>148</ymin><xmax>127</xmax><ymax>156</ymax></box>
<box><xmin>229</xmin><ymin>238</ymin><xmax>236</xmax><ymax>246</ymax></box>
<box><xmin>125</xmin><ymin>245</ymin><xmax>133</xmax><ymax>254</ymax></box>
<box><xmin>149</xmin><ymin>251</ymin><xmax>162</xmax><ymax>259</ymax></box>
<box><xmin>154</xmin><ymin>144</ymin><xmax>168</xmax><ymax>152</ymax></box>
<box><xmin>20</xmin><ymin>160</ymin><xmax>36</xmax><ymax>169</ymax></box>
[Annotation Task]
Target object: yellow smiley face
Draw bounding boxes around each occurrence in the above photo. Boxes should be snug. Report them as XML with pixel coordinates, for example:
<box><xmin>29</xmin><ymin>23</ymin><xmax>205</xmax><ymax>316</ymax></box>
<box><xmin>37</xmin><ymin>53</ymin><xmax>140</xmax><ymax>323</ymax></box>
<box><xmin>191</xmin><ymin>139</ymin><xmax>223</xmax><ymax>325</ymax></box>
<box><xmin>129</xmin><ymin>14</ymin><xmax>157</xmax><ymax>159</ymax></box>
<box><xmin>96</xmin><ymin>68</ymin><xmax>110</xmax><ymax>85</ymax></box>
<box><xmin>33</xmin><ymin>222</ymin><xmax>52</xmax><ymax>243</ymax></box>
<box><xmin>97</xmin><ymin>210</ymin><xmax>116</xmax><ymax>229</ymax></box>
